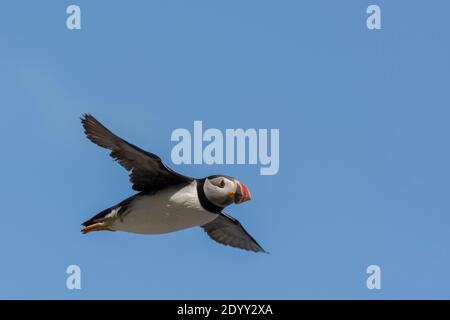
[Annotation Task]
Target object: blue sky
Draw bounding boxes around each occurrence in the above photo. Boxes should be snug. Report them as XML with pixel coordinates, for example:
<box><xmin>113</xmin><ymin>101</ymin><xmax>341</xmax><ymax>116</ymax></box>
<box><xmin>1</xmin><ymin>0</ymin><xmax>449</xmax><ymax>299</ymax></box>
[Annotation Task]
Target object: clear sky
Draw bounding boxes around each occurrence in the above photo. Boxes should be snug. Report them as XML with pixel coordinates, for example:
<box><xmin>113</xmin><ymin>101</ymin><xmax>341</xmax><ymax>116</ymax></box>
<box><xmin>1</xmin><ymin>0</ymin><xmax>449</xmax><ymax>299</ymax></box>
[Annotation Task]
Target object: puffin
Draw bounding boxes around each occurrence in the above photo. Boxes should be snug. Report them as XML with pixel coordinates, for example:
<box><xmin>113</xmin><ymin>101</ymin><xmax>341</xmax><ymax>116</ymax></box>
<box><xmin>80</xmin><ymin>114</ymin><xmax>266</xmax><ymax>253</ymax></box>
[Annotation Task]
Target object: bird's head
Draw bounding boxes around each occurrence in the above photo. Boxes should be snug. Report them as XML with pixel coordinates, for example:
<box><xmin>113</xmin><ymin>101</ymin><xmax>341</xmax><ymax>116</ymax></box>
<box><xmin>202</xmin><ymin>175</ymin><xmax>251</xmax><ymax>208</ymax></box>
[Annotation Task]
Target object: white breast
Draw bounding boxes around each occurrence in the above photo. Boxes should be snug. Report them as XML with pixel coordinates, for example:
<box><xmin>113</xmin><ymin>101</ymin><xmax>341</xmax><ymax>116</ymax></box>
<box><xmin>111</xmin><ymin>181</ymin><xmax>218</xmax><ymax>234</ymax></box>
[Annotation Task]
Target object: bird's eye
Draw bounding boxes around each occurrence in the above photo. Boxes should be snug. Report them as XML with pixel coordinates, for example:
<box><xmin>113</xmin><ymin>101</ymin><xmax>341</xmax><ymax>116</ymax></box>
<box><xmin>219</xmin><ymin>179</ymin><xmax>225</xmax><ymax>188</ymax></box>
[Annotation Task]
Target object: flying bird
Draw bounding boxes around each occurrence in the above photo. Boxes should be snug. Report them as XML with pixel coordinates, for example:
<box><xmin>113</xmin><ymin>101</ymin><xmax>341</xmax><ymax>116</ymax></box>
<box><xmin>80</xmin><ymin>114</ymin><xmax>266</xmax><ymax>253</ymax></box>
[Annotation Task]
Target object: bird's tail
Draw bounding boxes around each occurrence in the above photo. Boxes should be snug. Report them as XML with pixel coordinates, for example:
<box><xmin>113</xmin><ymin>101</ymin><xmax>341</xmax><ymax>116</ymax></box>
<box><xmin>81</xmin><ymin>193</ymin><xmax>137</xmax><ymax>234</ymax></box>
<box><xmin>81</xmin><ymin>207</ymin><xmax>120</xmax><ymax>234</ymax></box>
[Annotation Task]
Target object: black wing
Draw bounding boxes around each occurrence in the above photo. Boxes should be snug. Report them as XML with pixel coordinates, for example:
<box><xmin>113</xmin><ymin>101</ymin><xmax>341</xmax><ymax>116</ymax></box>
<box><xmin>201</xmin><ymin>213</ymin><xmax>267</xmax><ymax>253</ymax></box>
<box><xmin>81</xmin><ymin>114</ymin><xmax>193</xmax><ymax>192</ymax></box>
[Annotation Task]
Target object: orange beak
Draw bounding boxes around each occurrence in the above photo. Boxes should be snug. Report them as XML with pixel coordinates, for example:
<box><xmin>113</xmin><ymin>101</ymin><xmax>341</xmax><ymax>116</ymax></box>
<box><xmin>234</xmin><ymin>181</ymin><xmax>252</xmax><ymax>204</ymax></box>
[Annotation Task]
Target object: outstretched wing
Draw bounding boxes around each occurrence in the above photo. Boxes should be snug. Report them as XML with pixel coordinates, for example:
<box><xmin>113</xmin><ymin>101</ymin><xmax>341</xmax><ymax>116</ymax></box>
<box><xmin>81</xmin><ymin>114</ymin><xmax>193</xmax><ymax>192</ymax></box>
<box><xmin>201</xmin><ymin>213</ymin><xmax>266</xmax><ymax>253</ymax></box>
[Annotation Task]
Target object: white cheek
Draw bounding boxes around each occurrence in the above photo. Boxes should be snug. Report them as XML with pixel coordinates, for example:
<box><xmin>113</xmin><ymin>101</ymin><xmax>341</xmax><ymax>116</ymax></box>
<box><xmin>210</xmin><ymin>189</ymin><xmax>228</xmax><ymax>206</ymax></box>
